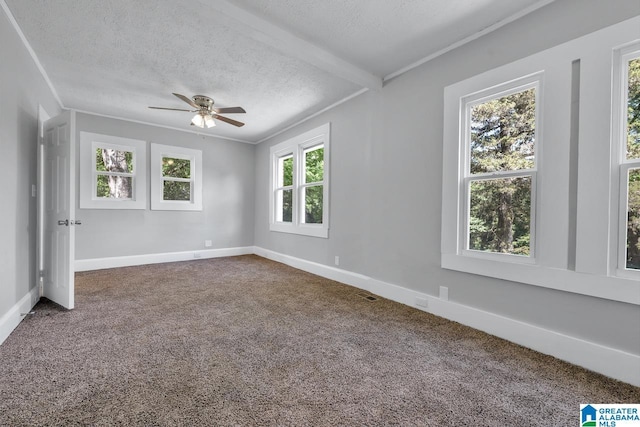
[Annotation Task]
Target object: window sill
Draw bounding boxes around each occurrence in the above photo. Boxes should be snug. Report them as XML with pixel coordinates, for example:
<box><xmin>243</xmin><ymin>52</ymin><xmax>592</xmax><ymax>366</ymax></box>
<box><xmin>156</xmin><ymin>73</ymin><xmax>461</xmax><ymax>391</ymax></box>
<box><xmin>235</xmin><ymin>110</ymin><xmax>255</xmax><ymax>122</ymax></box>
<box><xmin>150</xmin><ymin>200</ymin><xmax>202</xmax><ymax>211</ymax></box>
<box><xmin>270</xmin><ymin>222</ymin><xmax>328</xmax><ymax>238</ymax></box>
<box><xmin>441</xmin><ymin>253</ymin><xmax>639</xmax><ymax>305</ymax></box>
<box><xmin>80</xmin><ymin>198</ymin><xmax>145</xmax><ymax>210</ymax></box>
<box><xmin>615</xmin><ymin>268</ymin><xmax>640</xmax><ymax>281</ymax></box>
<box><xmin>461</xmin><ymin>249</ymin><xmax>536</xmax><ymax>265</ymax></box>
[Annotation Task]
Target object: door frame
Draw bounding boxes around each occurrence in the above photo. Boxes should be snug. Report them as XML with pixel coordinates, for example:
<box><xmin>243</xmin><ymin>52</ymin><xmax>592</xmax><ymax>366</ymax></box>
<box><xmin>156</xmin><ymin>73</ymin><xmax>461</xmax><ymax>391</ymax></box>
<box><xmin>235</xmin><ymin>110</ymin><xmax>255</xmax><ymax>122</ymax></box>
<box><xmin>36</xmin><ymin>105</ymin><xmax>51</xmax><ymax>297</ymax></box>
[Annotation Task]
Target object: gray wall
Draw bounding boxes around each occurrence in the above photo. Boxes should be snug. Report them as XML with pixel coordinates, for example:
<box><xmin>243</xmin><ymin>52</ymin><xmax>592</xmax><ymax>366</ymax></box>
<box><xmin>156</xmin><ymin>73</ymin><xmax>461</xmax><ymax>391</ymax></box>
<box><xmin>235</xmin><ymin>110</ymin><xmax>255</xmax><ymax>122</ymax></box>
<box><xmin>0</xmin><ymin>11</ymin><xmax>61</xmax><ymax>317</ymax></box>
<box><xmin>75</xmin><ymin>113</ymin><xmax>255</xmax><ymax>260</ymax></box>
<box><xmin>2</xmin><ymin>0</ymin><xmax>638</xmax><ymax>362</ymax></box>
<box><xmin>254</xmin><ymin>0</ymin><xmax>640</xmax><ymax>355</ymax></box>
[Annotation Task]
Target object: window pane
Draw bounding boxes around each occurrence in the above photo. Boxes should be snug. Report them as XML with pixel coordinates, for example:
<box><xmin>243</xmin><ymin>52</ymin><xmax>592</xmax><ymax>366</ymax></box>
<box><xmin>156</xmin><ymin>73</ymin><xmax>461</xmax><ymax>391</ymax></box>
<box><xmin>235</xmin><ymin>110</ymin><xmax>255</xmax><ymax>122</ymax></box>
<box><xmin>278</xmin><ymin>156</ymin><xmax>293</xmax><ymax>187</ymax></box>
<box><xmin>469</xmin><ymin>176</ymin><xmax>531</xmax><ymax>256</ymax></box>
<box><xmin>276</xmin><ymin>189</ymin><xmax>293</xmax><ymax>222</ymax></box>
<box><xmin>304</xmin><ymin>185</ymin><xmax>323</xmax><ymax>224</ymax></box>
<box><xmin>96</xmin><ymin>175</ymin><xmax>132</xmax><ymax>199</ymax></box>
<box><xmin>96</xmin><ymin>148</ymin><xmax>133</xmax><ymax>173</ymax></box>
<box><xmin>162</xmin><ymin>157</ymin><xmax>191</xmax><ymax>178</ymax></box>
<box><xmin>305</xmin><ymin>146</ymin><xmax>324</xmax><ymax>183</ymax></box>
<box><xmin>626</xmin><ymin>168</ymin><xmax>640</xmax><ymax>269</ymax></box>
<box><xmin>163</xmin><ymin>181</ymin><xmax>191</xmax><ymax>201</ymax></box>
<box><xmin>627</xmin><ymin>58</ymin><xmax>640</xmax><ymax>160</ymax></box>
<box><xmin>470</xmin><ymin>88</ymin><xmax>536</xmax><ymax>174</ymax></box>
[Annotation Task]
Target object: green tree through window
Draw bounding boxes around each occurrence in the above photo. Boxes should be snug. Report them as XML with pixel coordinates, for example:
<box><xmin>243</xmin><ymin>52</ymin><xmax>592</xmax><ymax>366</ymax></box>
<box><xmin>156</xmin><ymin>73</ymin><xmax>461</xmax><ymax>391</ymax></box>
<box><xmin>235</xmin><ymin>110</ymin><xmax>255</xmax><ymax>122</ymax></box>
<box><xmin>278</xmin><ymin>156</ymin><xmax>293</xmax><ymax>222</ymax></box>
<box><xmin>468</xmin><ymin>88</ymin><xmax>536</xmax><ymax>255</ymax></box>
<box><xmin>625</xmin><ymin>58</ymin><xmax>640</xmax><ymax>269</ymax></box>
<box><xmin>162</xmin><ymin>157</ymin><xmax>191</xmax><ymax>201</ymax></box>
<box><xmin>96</xmin><ymin>148</ymin><xmax>133</xmax><ymax>198</ymax></box>
<box><xmin>270</xmin><ymin>123</ymin><xmax>330</xmax><ymax>237</ymax></box>
<box><xmin>304</xmin><ymin>147</ymin><xmax>324</xmax><ymax>224</ymax></box>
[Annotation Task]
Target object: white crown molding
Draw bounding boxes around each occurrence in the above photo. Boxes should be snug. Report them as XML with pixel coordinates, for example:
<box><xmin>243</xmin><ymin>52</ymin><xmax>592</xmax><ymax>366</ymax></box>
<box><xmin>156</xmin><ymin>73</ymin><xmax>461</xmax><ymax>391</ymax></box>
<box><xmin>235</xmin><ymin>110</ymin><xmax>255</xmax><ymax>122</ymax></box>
<box><xmin>257</xmin><ymin>88</ymin><xmax>368</xmax><ymax>144</ymax></box>
<box><xmin>383</xmin><ymin>0</ymin><xmax>558</xmax><ymax>82</ymax></box>
<box><xmin>71</xmin><ymin>109</ymin><xmax>254</xmax><ymax>144</ymax></box>
<box><xmin>1</xmin><ymin>0</ymin><xmax>64</xmax><ymax>109</ymax></box>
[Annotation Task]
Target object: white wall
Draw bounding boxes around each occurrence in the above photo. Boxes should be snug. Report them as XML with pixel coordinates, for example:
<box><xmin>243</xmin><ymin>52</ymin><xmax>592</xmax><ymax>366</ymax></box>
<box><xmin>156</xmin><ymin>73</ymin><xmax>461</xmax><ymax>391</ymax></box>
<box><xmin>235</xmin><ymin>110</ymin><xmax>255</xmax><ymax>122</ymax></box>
<box><xmin>0</xmin><ymin>9</ymin><xmax>61</xmax><ymax>319</ymax></box>
<box><xmin>74</xmin><ymin>113</ymin><xmax>255</xmax><ymax>261</ymax></box>
<box><xmin>254</xmin><ymin>0</ymin><xmax>640</xmax><ymax>357</ymax></box>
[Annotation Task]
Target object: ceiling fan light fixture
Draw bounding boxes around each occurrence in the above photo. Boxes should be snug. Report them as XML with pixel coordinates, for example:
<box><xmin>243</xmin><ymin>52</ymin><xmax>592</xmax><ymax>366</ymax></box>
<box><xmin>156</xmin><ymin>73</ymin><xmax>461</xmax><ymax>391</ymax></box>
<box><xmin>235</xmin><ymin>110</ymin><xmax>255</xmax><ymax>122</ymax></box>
<box><xmin>151</xmin><ymin>93</ymin><xmax>245</xmax><ymax>128</ymax></box>
<box><xmin>191</xmin><ymin>113</ymin><xmax>205</xmax><ymax>128</ymax></box>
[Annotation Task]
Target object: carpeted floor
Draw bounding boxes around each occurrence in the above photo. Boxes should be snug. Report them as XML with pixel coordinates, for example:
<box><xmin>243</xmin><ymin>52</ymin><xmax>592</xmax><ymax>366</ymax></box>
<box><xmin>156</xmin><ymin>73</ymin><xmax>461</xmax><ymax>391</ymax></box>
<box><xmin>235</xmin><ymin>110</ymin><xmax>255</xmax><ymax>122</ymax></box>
<box><xmin>0</xmin><ymin>255</ymin><xmax>638</xmax><ymax>426</ymax></box>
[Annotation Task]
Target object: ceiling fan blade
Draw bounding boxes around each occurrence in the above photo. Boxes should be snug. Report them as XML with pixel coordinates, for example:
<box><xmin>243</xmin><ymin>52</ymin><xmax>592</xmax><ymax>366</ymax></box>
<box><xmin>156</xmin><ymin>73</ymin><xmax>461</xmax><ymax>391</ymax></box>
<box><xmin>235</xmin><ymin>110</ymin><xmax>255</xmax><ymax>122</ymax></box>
<box><xmin>148</xmin><ymin>106</ymin><xmax>193</xmax><ymax>112</ymax></box>
<box><xmin>213</xmin><ymin>114</ymin><xmax>245</xmax><ymax>127</ymax></box>
<box><xmin>172</xmin><ymin>93</ymin><xmax>200</xmax><ymax>109</ymax></box>
<box><xmin>213</xmin><ymin>106</ymin><xmax>246</xmax><ymax>114</ymax></box>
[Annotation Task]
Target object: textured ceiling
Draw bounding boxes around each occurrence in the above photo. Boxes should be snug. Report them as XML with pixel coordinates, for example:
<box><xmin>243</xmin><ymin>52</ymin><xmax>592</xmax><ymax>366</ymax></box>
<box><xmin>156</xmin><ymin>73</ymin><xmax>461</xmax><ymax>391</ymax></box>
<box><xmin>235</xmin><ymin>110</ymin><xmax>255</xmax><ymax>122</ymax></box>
<box><xmin>4</xmin><ymin>0</ymin><xmax>553</xmax><ymax>143</ymax></box>
<box><xmin>233</xmin><ymin>0</ymin><xmax>548</xmax><ymax>77</ymax></box>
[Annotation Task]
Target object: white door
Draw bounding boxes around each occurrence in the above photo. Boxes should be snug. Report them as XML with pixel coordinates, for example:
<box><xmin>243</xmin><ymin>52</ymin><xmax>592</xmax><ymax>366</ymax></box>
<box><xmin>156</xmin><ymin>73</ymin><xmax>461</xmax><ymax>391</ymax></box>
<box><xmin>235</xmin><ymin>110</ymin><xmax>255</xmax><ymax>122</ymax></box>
<box><xmin>42</xmin><ymin>110</ymin><xmax>76</xmax><ymax>309</ymax></box>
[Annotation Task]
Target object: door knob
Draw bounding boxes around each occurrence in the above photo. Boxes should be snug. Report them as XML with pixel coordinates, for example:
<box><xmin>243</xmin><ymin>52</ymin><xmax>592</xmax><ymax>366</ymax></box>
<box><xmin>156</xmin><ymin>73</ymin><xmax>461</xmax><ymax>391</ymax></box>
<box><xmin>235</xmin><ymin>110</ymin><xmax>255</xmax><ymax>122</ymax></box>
<box><xmin>57</xmin><ymin>219</ymin><xmax>68</xmax><ymax>226</ymax></box>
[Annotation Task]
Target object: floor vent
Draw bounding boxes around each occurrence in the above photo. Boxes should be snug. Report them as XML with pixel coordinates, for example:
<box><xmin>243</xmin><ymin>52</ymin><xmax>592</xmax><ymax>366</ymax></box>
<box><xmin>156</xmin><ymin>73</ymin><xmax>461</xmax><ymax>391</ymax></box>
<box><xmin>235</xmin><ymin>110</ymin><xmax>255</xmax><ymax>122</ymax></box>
<box><xmin>356</xmin><ymin>293</ymin><xmax>378</xmax><ymax>302</ymax></box>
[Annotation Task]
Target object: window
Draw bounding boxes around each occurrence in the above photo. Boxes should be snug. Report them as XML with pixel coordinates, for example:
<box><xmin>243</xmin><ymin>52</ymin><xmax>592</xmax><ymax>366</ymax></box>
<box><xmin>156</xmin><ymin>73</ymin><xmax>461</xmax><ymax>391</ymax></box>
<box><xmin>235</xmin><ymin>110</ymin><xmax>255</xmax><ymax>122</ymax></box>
<box><xmin>79</xmin><ymin>132</ymin><xmax>146</xmax><ymax>209</ymax></box>
<box><xmin>150</xmin><ymin>143</ymin><xmax>202</xmax><ymax>211</ymax></box>
<box><xmin>464</xmin><ymin>83</ymin><xmax>538</xmax><ymax>259</ymax></box>
<box><xmin>274</xmin><ymin>154</ymin><xmax>293</xmax><ymax>222</ymax></box>
<box><xmin>270</xmin><ymin>123</ymin><xmax>330</xmax><ymax>238</ymax></box>
<box><xmin>615</xmin><ymin>44</ymin><xmax>640</xmax><ymax>276</ymax></box>
<box><xmin>442</xmin><ymin>15</ymin><xmax>640</xmax><ymax>305</ymax></box>
<box><xmin>442</xmin><ymin>44</ymin><xmax>566</xmax><ymax>284</ymax></box>
<box><xmin>301</xmin><ymin>145</ymin><xmax>325</xmax><ymax>224</ymax></box>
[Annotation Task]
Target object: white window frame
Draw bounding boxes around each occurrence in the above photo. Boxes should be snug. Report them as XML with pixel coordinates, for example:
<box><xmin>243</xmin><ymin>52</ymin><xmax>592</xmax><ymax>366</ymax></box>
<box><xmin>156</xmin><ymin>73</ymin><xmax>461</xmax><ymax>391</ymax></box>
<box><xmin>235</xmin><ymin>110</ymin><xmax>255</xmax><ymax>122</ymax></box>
<box><xmin>460</xmin><ymin>77</ymin><xmax>541</xmax><ymax>264</ymax></box>
<box><xmin>269</xmin><ymin>123</ymin><xmax>330</xmax><ymax>238</ymax></box>
<box><xmin>443</xmin><ymin>15</ymin><xmax>640</xmax><ymax>305</ymax></box>
<box><xmin>79</xmin><ymin>132</ymin><xmax>146</xmax><ymax>209</ymax></box>
<box><xmin>273</xmin><ymin>153</ymin><xmax>294</xmax><ymax>223</ymax></box>
<box><xmin>150</xmin><ymin>143</ymin><xmax>202</xmax><ymax>211</ymax></box>
<box><xmin>613</xmin><ymin>43</ymin><xmax>640</xmax><ymax>279</ymax></box>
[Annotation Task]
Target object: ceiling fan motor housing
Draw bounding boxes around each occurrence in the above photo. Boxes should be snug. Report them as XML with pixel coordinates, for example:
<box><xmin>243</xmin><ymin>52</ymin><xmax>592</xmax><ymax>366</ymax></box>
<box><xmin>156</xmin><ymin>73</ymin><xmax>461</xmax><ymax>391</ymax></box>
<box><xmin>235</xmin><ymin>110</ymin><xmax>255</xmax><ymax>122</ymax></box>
<box><xmin>192</xmin><ymin>95</ymin><xmax>214</xmax><ymax>110</ymax></box>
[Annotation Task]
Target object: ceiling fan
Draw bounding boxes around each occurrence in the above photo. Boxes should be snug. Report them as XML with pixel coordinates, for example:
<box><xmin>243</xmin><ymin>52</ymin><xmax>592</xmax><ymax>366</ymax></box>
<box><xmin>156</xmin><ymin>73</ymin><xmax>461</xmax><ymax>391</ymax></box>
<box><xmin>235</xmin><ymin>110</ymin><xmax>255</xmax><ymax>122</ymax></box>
<box><xmin>149</xmin><ymin>93</ymin><xmax>246</xmax><ymax>128</ymax></box>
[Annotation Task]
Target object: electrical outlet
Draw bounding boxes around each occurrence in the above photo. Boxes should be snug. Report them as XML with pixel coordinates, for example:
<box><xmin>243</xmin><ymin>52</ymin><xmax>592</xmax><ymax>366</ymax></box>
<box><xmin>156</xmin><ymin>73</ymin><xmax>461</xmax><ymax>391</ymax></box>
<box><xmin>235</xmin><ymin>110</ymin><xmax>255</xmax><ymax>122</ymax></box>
<box><xmin>415</xmin><ymin>297</ymin><xmax>428</xmax><ymax>308</ymax></box>
<box><xmin>334</xmin><ymin>256</ymin><xmax>340</xmax><ymax>266</ymax></box>
<box><xmin>193</xmin><ymin>253</ymin><xmax>202</xmax><ymax>259</ymax></box>
<box><xmin>204</xmin><ymin>240</ymin><xmax>212</xmax><ymax>247</ymax></box>
<box><xmin>31</xmin><ymin>184</ymin><xmax>36</xmax><ymax>197</ymax></box>
<box><xmin>439</xmin><ymin>286</ymin><xmax>449</xmax><ymax>301</ymax></box>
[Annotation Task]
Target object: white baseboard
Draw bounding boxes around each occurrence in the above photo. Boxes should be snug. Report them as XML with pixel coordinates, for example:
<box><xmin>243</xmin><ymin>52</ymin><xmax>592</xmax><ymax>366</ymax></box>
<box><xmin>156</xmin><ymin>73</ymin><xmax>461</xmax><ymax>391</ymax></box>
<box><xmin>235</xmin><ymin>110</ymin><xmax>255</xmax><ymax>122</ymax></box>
<box><xmin>254</xmin><ymin>246</ymin><xmax>640</xmax><ymax>387</ymax></box>
<box><xmin>75</xmin><ymin>246</ymin><xmax>255</xmax><ymax>272</ymax></box>
<box><xmin>22</xmin><ymin>245</ymin><xmax>640</xmax><ymax>386</ymax></box>
<box><xmin>0</xmin><ymin>286</ymin><xmax>39</xmax><ymax>346</ymax></box>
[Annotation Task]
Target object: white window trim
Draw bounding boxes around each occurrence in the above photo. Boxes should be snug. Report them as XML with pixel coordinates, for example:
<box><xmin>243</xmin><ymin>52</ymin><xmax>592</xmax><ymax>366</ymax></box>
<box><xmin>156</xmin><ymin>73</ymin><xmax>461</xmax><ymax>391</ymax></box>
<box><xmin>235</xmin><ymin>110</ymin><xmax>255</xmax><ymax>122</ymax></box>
<box><xmin>273</xmin><ymin>152</ymin><xmax>294</xmax><ymax>223</ymax></box>
<box><xmin>269</xmin><ymin>123</ymin><xmax>330</xmax><ymax>238</ymax></box>
<box><xmin>443</xmin><ymin>16</ymin><xmax>640</xmax><ymax>305</ymax></box>
<box><xmin>79</xmin><ymin>132</ymin><xmax>147</xmax><ymax>210</ymax></box>
<box><xmin>150</xmin><ymin>143</ymin><xmax>203</xmax><ymax>211</ymax></box>
<box><xmin>612</xmin><ymin>42</ymin><xmax>640</xmax><ymax>280</ymax></box>
<box><xmin>459</xmin><ymin>76</ymin><xmax>541</xmax><ymax>264</ymax></box>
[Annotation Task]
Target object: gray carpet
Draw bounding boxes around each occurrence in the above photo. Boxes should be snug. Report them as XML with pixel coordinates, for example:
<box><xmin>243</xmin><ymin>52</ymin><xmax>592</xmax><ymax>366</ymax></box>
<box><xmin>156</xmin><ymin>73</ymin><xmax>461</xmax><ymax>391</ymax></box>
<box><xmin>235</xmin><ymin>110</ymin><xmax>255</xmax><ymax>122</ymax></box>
<box><xmin>0</xmin><ymin>255</ymin><xmax>638</xmax><ymax>426</ymax></box>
